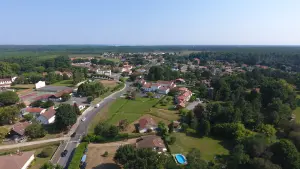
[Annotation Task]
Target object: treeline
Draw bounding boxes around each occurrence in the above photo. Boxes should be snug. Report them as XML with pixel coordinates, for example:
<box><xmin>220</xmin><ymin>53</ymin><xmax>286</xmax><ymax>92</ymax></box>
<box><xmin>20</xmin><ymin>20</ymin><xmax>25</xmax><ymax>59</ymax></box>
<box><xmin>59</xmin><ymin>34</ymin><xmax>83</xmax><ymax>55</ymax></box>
<box><xmin>91</xmin><ymin>58</ymin><xmax>116</xmax><ymax>66</ymax></box>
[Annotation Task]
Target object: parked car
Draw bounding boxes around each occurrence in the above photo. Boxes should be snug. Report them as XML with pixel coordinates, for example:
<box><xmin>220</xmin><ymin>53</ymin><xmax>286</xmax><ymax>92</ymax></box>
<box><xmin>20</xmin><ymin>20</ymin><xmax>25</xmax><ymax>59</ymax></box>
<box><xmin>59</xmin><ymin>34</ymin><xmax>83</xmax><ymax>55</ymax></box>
<box><xmin>71</xmin><ymin>132</ymin><xmax>76</xmax><ymax>137</ymax></box>
<box><xmin>61</xmin><ymin>150</ymin><xmax>68</xmax><ymax>157</ymax></box>
<box><xmin>81</xmin><ymin>117</ymin><xmax>86</xmax><ymax>122</ymax></box>
<box><xmin>95</xmin><ymin>104</ymin><xmax>100</xmax><ymax>108</ymax></box>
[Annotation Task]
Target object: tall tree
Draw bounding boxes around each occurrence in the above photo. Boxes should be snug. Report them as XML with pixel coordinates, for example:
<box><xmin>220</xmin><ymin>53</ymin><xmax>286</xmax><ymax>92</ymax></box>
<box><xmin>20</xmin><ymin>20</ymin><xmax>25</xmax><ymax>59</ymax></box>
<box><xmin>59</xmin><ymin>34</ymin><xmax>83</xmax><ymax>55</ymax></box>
<box><xmin>55</xmin><ymin>104</ymin><xmax>77</xmax><ymax>130</ymax></box>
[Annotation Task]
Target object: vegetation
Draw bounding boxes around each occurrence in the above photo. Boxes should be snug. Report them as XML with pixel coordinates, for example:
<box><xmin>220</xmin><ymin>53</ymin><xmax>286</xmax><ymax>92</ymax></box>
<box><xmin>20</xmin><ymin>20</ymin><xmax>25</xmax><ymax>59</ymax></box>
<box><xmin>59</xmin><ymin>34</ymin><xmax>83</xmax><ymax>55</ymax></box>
<box><xmin>0</xmin><ymin>127</ymin><xmax>9</xmax><ymax>142</ymax></box>
<box><xmin>0</xmin><ymin>105</ymin><xmax>20</xmax><ymax>125</ymax></box>
<box><xmin>40</xmin><ymin>162</ymin><xmax>63</xmax><ymax>169</ymax></box>
<box><xmin>55</xmin><ymin>104</ymin><xmax>77</xmax><ymax>130</ymax></box>
<box><xmin>0</xmin><ymin>91</ymin><xmax>19</xmax><ymax>105</ymax></box>
<box><xmin>68</xmin><ymin>142</ymin><xmax>88</xmax><ymax>169</ymax></box>
<box><xmin>77</xmin><ymin>81</ymin><xmax>105</xmax><ymax>97</ymax></box>
<box><xmin>25</xmin><ymin>123</ymin><xmax>47</xmax><ymax>139</ymax></box>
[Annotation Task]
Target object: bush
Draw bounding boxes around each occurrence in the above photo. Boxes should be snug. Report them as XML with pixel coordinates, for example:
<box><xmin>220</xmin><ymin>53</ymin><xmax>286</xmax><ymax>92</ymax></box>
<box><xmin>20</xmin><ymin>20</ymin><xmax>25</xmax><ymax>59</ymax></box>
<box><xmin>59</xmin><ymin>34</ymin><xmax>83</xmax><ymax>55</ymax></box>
<box><xmin>168</xmin><ymin>136</ymin><xmax>176</xmax><ymax>145</ymax></box>
<box><xmin>103</xmin><ymin>151</ymin><xmax>108</xmax><ymax>157</ymax></box>
<box><xmin>39</xmin><ymin>147</ymin><xmax>53</xmax><ymax>158</ymax></box>
<box><xmin>87</xmin><ymin>96</ymin><xmax>94</xmax><ymax>103</ymax></box>
<box><xmin>23</xmin><ymin>114</ymin><xmax>34</xmax><ymax>121</ymax></box>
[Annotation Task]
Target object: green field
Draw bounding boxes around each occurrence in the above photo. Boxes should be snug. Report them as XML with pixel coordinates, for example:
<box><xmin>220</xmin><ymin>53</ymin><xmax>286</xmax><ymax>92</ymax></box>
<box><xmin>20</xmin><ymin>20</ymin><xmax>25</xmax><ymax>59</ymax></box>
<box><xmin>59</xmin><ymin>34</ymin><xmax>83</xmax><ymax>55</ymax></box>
<box><xmin>168</xmin><ymin>132</ymin><xmax>230</xmax><ymax>161</ymax></box>
<box><xmin>106</xmin><ymin>98</ymin><xmax>159</xmax><ymax>124</ymax></box>
<box><xmin>293</xmin><ymin>107</ymin><xmax>300</xmax><ymax>123</ymax></box>
<box><xmin>52</xmin><ymin>80</ymin><xmax>73</xmax><ymax>87</ymax></box>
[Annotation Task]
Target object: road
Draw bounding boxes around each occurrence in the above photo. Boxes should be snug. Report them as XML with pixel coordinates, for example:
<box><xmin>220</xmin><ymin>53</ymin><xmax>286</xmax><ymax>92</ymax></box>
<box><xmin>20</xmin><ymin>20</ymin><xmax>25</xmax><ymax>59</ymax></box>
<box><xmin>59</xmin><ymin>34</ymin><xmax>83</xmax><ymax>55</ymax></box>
<box><xmin>52</xmin><ymin>82</ymin><xmax>130</xmax><ymax>168</ymax></box>
<box><xmin>0</xmin><ymin>137</ymin><xmax>68</xmax><ymax>150</ymax></box>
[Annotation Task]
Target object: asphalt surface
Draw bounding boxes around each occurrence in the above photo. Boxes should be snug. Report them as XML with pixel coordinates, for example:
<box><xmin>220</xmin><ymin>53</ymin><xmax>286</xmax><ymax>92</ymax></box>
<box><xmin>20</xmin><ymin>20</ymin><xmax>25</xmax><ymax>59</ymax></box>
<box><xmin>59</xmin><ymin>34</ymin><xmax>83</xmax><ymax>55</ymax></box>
<box><xmin>53</xmin><ymin>82</ymin><xmax>130</xmax><ymax>168</ymax></box>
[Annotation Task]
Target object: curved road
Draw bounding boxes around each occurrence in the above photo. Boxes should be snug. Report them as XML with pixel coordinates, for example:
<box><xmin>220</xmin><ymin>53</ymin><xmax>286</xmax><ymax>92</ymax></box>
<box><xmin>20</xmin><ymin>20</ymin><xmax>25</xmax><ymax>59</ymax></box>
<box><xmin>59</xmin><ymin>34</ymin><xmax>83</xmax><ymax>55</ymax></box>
<box><xmin>52</xmin><ymin>82</ymin><xmax>130</xmax><ymax>168</ymax></box>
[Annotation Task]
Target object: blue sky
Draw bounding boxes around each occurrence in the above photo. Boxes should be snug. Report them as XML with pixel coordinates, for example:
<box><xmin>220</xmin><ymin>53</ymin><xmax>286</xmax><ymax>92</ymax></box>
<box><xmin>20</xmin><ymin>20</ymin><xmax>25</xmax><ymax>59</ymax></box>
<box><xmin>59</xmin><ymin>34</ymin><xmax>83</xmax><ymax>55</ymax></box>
<box><xmin>0</xmin><ymin>0</ymin><xmax>299</xmax><ymax>45</ymax></box>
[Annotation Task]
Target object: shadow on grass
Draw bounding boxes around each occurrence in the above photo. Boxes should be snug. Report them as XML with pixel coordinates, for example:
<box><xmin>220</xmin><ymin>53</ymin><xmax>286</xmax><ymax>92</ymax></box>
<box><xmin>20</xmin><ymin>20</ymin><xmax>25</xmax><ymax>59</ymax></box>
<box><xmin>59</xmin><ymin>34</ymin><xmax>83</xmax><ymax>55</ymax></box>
<box><xmin>92</xmin><ymin>163</ymin><xmax>121</xmax><ymax>169</ymax></box>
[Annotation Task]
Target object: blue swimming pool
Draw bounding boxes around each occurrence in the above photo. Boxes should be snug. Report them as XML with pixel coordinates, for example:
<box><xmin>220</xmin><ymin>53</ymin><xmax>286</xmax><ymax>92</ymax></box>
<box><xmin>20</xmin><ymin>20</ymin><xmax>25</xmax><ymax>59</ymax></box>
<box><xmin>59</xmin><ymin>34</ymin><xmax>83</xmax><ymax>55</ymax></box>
<box><xmin>175</xmin><ymin>154</ymin><xmax>187</xmax><ymax>164</ymax></box>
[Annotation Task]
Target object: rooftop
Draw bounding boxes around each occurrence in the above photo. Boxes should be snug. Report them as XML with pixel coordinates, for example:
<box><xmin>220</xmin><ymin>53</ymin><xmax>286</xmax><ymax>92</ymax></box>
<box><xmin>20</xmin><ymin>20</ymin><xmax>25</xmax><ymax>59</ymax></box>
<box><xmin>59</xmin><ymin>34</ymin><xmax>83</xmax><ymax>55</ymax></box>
<box><xmin>0</xmin><ymin>151</ymin><xmax>35</xmax><ymax>169</ymax></box>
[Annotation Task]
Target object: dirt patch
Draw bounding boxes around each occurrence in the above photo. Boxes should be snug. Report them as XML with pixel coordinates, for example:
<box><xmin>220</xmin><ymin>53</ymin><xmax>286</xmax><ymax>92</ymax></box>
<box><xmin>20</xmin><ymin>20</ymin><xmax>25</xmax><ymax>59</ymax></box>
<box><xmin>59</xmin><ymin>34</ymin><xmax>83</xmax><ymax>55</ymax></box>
<box><xmin>99</xmin><ymin>80</ymin><xmax>118</xmax><ymax>88</ymax></box>
<box><xmin>86</xmin><ymin>138</ymin><xmax>138</xmax><ymax>169</ymax></box>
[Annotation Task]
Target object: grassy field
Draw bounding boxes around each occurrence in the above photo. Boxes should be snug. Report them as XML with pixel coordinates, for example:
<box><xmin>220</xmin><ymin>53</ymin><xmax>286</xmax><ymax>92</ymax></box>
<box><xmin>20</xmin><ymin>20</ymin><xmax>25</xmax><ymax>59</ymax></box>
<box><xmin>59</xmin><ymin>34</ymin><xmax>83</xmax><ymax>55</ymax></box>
<box><xmin>99</xmin><ymin>80</ymin><xmax>118</xmax><ymax>88</ymax></box>
<box><xmin>168</xmin><ymin>132</ymin><xmax>230</xmax><ymax>161</ymax></box>
<box><xmin>0</xmin><ymin>142</ymin><xmax>59</xmax><ymax>169</ymax></box>
<box><xmin>293</xmin><ymin>107</ymin><xmax>300</xmax><ymax>123</ymax></box>
<box><xmin>88</xmin><ymin>97</ymin><xmax>180</xmax><ymax>133</ymax></box>
<box><xmin>52</xmin><ymin>80</ymin><xmax>73</xmax><ymax>87</ymax></box>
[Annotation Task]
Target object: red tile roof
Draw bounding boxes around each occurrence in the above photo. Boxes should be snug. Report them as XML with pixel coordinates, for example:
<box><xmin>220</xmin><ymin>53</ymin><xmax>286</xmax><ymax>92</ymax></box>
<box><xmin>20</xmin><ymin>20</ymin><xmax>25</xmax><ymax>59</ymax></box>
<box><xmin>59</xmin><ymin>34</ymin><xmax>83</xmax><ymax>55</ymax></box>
<box><xmin>40</xmin><ymin>106</ymin><xmax>56</xmax><ymax>120</ymax></box>
<box><xmin>0</xmin><ymin>151</ymin><xmax>35</xmax><ymax>169</ymax></box>
<box><xmin>139</xmin><ymin>118</ymin><xmax>156</xmax><ymax>129</ymax></box>
<box><xmin>12</xmin><ymin>121</ymin><xmax>31</xmax><ymax>136</ymax></box>
<box><xmin>25</xmin><ymin>107</ymin><xmax>45</xmax><ymax>113</ymax></box>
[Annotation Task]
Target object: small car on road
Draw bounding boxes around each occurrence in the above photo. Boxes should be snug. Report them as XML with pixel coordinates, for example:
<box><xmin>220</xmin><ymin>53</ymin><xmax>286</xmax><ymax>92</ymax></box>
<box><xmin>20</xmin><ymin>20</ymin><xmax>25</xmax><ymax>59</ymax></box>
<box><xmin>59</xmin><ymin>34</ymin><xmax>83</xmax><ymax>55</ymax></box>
<box><xmin>61</xmin><ymin>150</ymin><xmax>68</xmax><ymax>157</ymax></box>
<box><xmin>81</xmin><ymin>117</ymin><xmax>86</xmax><ymax>122</ymax></box>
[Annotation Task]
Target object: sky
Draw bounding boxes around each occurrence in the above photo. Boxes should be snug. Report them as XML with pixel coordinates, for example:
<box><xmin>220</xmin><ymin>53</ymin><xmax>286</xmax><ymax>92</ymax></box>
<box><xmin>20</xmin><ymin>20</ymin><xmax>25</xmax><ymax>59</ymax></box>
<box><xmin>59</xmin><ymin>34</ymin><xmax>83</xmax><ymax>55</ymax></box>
<box><xmin>0</xmin><ymin>0</ymin><xmax>300</xmax><ymax>45</ymax></box>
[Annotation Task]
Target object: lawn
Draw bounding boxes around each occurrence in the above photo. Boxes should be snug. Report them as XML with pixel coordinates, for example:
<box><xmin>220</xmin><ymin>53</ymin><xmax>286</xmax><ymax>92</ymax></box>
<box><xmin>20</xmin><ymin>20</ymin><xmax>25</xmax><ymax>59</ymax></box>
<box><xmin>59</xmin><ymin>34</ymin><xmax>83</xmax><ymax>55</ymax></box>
<box><xmin>293</xmin><ymin>107</ymin><xmax>300</xmax><ymax>123</ymax></box>
<box><xmin>88</xmin><ymin>98</ymin><xmax>160</xmax><ymax>133</ymax></box>
<box><xmin>168</xmin><ymin>132</ymin><xmax>230</xmax><ymax>161</ymax></box>
<box><xmin>52</xmin><ymin>80</ymin><xmax>73</xmax><ymax>87</ymax></box>
<box><xmin>99</xmin><ymin>80</ymin><xmax>118</xmax><ymax>88</ymax></box>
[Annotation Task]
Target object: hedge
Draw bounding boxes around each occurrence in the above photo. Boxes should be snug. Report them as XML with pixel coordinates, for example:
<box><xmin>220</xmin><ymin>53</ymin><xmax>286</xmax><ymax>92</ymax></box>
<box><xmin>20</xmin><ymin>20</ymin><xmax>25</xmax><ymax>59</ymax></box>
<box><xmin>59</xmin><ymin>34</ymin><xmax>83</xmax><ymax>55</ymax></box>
<box><xmin>68</xmin><ymin>142</ymin><xmax>88</xmax><ymax>169</ymax></box>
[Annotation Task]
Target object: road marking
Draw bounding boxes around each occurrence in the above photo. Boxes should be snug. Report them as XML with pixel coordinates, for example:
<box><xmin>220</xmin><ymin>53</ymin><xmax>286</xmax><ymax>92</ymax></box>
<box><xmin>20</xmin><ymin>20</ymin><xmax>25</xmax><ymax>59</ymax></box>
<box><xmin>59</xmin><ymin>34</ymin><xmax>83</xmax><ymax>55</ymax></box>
<box><xmin>57</xmin><ymin>141</ymin><xmax>70</xmax><ymax>164</ymax></box>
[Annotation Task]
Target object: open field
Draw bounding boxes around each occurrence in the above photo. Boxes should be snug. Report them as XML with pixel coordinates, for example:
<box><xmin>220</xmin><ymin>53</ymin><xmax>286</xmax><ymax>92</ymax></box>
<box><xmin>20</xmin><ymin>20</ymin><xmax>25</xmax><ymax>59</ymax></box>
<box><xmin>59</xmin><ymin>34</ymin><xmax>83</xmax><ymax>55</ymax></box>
<box><xmin>293</xmin><ymin>107</ymin><xmax>300</xmax><ymax>123</ymax></box>
<box><xmin>0</xmin><ymin>142</ymin><xmax>59</xmax><ymax>169</ymax></box>
<box><xmin>89</xmin><ymin>97</ymin><xmax>180</xmax><ymax>133</ymax></box>
<box><xmin>168</xmin><ymin>132</ymin><xmax>230</xmax><ymax>161</ymax></box>
<box><xmin>52</xmin><ymin>80</ymin><xmax>73</xmax><ymax>87</ymax></box>
<box><xmin>86</xmin><ymin>138</ymin><xmax>138</xmax><ymax>169</ymax></box>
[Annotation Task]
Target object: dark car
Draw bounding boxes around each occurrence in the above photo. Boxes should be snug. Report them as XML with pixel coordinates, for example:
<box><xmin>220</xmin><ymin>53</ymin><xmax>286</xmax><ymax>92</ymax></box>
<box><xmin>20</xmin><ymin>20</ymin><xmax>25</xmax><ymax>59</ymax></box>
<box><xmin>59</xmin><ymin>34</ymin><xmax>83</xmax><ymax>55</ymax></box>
<box><xmin>71</xmin><ymin>132</ymin><xmax>76</xmax><ymax>137</ymax></box>
<box><xmin>61</xmin><ymin>150</ymin><xmax>68</xmax><ymax>157</ymax></box>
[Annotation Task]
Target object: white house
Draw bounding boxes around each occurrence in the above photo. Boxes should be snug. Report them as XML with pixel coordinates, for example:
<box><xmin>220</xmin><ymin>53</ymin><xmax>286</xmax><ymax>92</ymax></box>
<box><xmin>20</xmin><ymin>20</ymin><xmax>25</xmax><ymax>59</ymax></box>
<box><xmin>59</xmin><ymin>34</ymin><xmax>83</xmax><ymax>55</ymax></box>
<box><xmin>0</xmin><ymin>77</ymin><xmax>16</xmax><ymax>88</ymax></box>
<box><xmin>37</xmin><ymin>106</ymin><xmax>56</xmax><ymax>124</ymax></box>
<box><xmin>96</xmin><ymin>69</ymin><xmax>111</xmax><ymax>76</ymax></box>
<box><xmin>142</xmin><ymin>83</ymin><xmax>161</xmax><ymax>92</ymax></box>
<box><xmin>35</xmin><ymin>81</ymin><xmax>46</xmax><ymax>89</ymax></box>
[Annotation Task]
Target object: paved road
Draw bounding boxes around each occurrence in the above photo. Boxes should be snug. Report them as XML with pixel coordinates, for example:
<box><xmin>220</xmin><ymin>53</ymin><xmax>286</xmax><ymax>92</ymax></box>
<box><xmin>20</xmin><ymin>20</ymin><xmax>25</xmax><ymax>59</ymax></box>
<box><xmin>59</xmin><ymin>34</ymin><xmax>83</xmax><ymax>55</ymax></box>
<box><xmin>53</xmin><ymin>82</ymin><xmax>130</xmax><ymax>168</ymax></box>
<box><xmin>0</xmin><ymin>137</ymin><xmax>69</xmax><ymax>150</ymax></box>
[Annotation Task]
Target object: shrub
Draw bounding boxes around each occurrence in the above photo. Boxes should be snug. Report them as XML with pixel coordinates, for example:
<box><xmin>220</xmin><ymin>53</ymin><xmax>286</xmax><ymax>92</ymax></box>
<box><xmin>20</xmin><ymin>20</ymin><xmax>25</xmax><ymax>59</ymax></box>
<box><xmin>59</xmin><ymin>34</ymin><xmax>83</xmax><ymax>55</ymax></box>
<box><xmin>103</xmin><ymin>151</ymin><xmax>108</xmax><ymax>157</ymax></box>
<box><xmin>168</xmin><ymin>136</ymin><xmax>176</xmax><ymax>145</ymax></box>
<box><xmin>39</xmin><ymin>147</ymin><xmax>53</xmax><ymax>158</ymax></box>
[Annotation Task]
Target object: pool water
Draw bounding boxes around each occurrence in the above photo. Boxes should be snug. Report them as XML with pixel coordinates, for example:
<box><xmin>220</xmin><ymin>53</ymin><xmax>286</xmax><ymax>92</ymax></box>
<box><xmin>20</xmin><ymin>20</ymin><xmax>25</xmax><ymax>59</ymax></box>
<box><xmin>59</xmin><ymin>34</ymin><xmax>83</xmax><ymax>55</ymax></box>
<box><xmin>175</xmin><ymin>154</ymin><xmax>187</xmax><ymax>164</ymax></box>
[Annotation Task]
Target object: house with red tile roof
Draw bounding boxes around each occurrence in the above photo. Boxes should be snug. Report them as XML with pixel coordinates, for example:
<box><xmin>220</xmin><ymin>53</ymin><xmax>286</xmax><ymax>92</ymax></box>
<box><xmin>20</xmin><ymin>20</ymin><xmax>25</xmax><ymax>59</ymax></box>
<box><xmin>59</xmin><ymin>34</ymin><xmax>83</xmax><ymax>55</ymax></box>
<box><xmin>0</xmin><ymin>151</ymin><xmax>35</xmax><ymax>169</ymax></box>
<box><xmin>138</xmin><ymin>117</ymin><xmax>157</xmax><ymax>133</ymax></box>
<box><xmin>11</xmin><ymin>121</ymin><xmax>31</xmax><ymax>136</ymax></box>
<box><xmin>37</xmin><ymin>106</ymin><xmax>56</xmax><ymax>124</ymax></box>
<box><xmin>21</xmin><ymin>107</ymin><xmax>46</xmax><ymax>116</ymax></box>
<box><xmin>136</xmin><ymin>135</ymin><xmax>167</xmax><ymax>153</ymax></box>
<box><xmin>140</xmin><ymin>80</ymin><xmax>176</xmax><ymax>94</ymax></box>
<box><xmin>175</xmin><ymin>87</ymin><xmax>193</xmax><ymax>108</ymax></box>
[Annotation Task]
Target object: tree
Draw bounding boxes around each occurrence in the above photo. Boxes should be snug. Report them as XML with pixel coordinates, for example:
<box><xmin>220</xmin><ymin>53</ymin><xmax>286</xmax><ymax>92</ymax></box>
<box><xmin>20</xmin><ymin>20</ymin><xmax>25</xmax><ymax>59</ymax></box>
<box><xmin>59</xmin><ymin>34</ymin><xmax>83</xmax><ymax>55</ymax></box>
<box><xmin>243</xmin><ymin>135</ymin><xmax>268</xmax><ymax>158</ymax></box>
<box><xmin>55</xmin><ymin>104</ymin><xmax>77</xmax><ymax>130</ymax></box>
<box><xmin>41</xmin><ymin>100</ymin><xmax>54</xmax><ymax>108</ymax></box>
<box><xmin>227</xmin><ymin>145</ymin><xmax>250</xmax><ymax>169</ymax></box>
<box><xmin>30</xmin><ymin>100</ymin><xmax>43</xmax><ymax>107</ymax></box>
<box><xmin>0</xmin><ymin>127</ymin><xmax>8</xmax><ymax>142</ymax></box>
<box><xmin>23</xmin><ymin>114</ymin><xmax>34</xmax><ymax>121</ymax></box>
<box><xmin>250</xmin><ymin>158</ymin><xmax>282</xmax><ymax>169</ymax></box>
<box><xmin>168</xmin><ymin>136</ymin><xmax>176</xmax><ymax>145</ymax></box>
<box><xmin>103</xmin><ymin>151</ymin><xmax>108</xmax><ymax>157</ymax></box>
<box><xmin>114</xmin><ymin>145</ymin><xmax>167</xmax><ymax>169</ymax></box>
<box><xmin>0</xmin><ymin>105</ymin><xmax>20</xmax><ymax>125</ymax></box>
<box><xmin>193</xmin><ymin>104</ymin><xmax>205</xmax><ymax>119</ymax></box>
<box><xmin>118</xmin><ymin>119</ymin><xmax>129</xmax><ymax>131</ymax></box>
<box><xmin>73</xmin><ymin>103</ymin><xmax>81</xmax><ymax>115</ymax></box>
<box><xmin>107</xmin><ymin>125</ymin><xmax>119</xmax><ymax>138</ymax></box>
<box><xmin>77</xmin><ymin>81</ymin><xmax>105</xmax><ymax>97</ymax></box>
<box><xmin>87</xmin><ymin>96</ymin><xmax>93</xmax><ymax>103</ymax></box>
<box><xmin>62</xmin><ymin>73</ymin><xmax>70</xmax><ymax>80</ymax></box>
<box><xmin>39</xmin><ymin>147</ymin><xmax>53</xmax><ymax>158</ymax></box>
<box><xmin>25</xmin><ymin>123</ymin><xmax>47</xmax><ymax>139</ymax></box>
<box><xmin>185</xmin><ymin>149</ymin><xmax>208</xmax><ymax>169</ymax></box>
<box><xmin>271</xmin><ymin>139</ymin><xmax>300</xmax><ymax>169</ymax></box>
<box><xmin>61</xmin><ymin>93</ymin><xmax>71</xmax><ymax>102</ymax></box>
<box><xmin>0</xmin><ymin>91</ymin><xmax>19</xmax><ymax>105</ymax></box>
<box><xmin>257</xmin><ymin>124</ymin><xmax>276</xmax><ymax>138</ymax></box>
<box><xmin>201</xmin><ymin>119</ymin><xmax>211</xmax><ymax>136</ymax></box>
<box><xmin>158</xmin><ymin>121</ymin><xmax>168</xmax><ymax>138</ymax></box>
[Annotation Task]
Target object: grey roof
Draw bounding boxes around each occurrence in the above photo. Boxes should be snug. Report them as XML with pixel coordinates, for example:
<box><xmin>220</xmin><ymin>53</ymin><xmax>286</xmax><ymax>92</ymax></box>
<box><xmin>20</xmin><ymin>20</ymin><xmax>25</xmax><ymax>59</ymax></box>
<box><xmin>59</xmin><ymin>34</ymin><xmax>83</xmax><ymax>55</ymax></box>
<box><xmin>36</xmin><ymin>85</ymin><xmax>73</xmax><ymax>92</ymax></box>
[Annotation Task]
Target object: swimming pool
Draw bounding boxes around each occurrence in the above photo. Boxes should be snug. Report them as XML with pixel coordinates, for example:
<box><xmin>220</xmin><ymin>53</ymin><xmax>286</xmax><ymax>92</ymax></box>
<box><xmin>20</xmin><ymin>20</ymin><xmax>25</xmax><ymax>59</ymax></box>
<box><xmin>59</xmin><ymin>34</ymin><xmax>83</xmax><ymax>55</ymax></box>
<box><xmin>175</xmin><ymin>154</ymin><xmax>187</xmax><ymax>164</ymax></box>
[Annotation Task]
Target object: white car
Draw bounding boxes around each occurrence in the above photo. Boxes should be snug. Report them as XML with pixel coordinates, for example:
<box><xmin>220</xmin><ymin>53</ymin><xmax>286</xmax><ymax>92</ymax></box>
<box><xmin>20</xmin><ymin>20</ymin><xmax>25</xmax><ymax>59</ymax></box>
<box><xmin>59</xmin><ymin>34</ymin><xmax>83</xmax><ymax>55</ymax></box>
<box><xmin>81</xmin><ymin>117</ymin><xmax>86</xmax><ymax>122</ymax></box>
<box><xmin>95</xmin><ymin>104</ymin><xmax>100</xmax><ymax>108</ymax></box>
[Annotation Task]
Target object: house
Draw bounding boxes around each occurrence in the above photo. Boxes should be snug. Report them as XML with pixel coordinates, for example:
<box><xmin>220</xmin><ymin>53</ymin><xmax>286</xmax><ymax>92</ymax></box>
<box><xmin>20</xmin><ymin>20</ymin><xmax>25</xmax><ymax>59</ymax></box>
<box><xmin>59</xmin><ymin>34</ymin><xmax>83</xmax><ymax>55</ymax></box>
<box><xmin>0</xmin><ymin>77</ymin><xmax>17</xmax><ymax>88</ymax></box>
<box><xmin>0</xmin><ymin>151</ymin><xmax>35</xmax><ymax>169</ymax></box>
<box><xmin>138</xmin><ymin>117</ymin><xmax>157</xmax><ymax>133</ymax></box>
<box><xmin>140</xmin><ymin>80</ymin><xmax>176</xmax><ymax>94</ymax></box>
<box><xmin>175</xmin><ymin>88</ymin><xmax>193</xmax><ymax>108</ymax></box>
<box><xmin>11</xmin><ymin>121</ymin><xmax>31</xmax><ymax>137</ymax></box>
<box><xmin>171</xmin><ymin>121</ymin><xmax>181</xmax><ymax>132</ymax></box>
<box><xmin>175</xmin><ymin>78</ymin><xmax>185</xmax><ymax>83</ymax></box>
<box><xmin>136</xmin><ymin>135</ymin><xmax>167</xmax><ymax>153</ymax></box>
<box><xmin>96</xmin><ymin>69</ymin><xmax>112</xmax><ymax>76</ymax></box>
<box><xmin>48</xmin><ymin>88</ymin><xmax>73</xmax><ymax>102</ymax></box>
<box><xmin>21</xmin><ymin>107</ymin><xmax>46</xmax><ymax>116</ymax></box>
<box><xmin>32</xmin><ymin>94</ymin><xmax>52</xmax><ymax>102</ymax></box>
<box><xmin>37</xmin><ymin>106</ymin><xmax>56</xmax><ymax>124</ymax></box>
<box><xmin>54</xmin><ymin>71</ymin><xmax>73</xmax><ymax>77</ymax></box>
<box><xmin>121</xmin><ymin>63</ymin><xmax>133</xmax><ymax>75</ymax></box>
<box><xmin>157</xmin><ymin>86</ymin><xmax>170</xmax><ymax>94</ymax></box>
<box><xmin>157</xmin><ymin>80</ymin><xmax>176</xmax><ymax>88</ymax></box>
<box><xmin>35</xmin><ymin>81</ymin><xmax>46</xmax><ymax>89</ymax></box>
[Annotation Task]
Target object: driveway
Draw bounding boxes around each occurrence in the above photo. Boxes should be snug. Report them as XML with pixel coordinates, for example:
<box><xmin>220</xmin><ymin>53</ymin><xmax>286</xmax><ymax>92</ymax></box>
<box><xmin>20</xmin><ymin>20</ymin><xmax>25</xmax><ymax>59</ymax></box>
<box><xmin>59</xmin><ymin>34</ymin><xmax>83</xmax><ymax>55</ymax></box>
<box><xmin>186</xmin><ymin>101</ymin><xmax>203</xmax><ymax>110</ymax></box>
